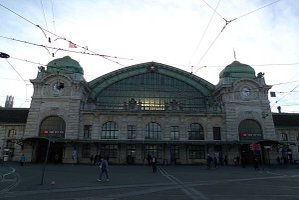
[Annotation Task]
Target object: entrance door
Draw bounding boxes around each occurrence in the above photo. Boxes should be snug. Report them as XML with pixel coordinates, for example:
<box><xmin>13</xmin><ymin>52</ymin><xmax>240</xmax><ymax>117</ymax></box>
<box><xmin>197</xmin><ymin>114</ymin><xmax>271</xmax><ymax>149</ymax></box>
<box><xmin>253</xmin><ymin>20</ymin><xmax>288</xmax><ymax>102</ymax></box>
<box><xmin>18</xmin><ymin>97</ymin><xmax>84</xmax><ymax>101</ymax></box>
<box><xmin>36</xmin><ymin>140</ymin><xmax>64</xmax><ymax>163</ymax></box>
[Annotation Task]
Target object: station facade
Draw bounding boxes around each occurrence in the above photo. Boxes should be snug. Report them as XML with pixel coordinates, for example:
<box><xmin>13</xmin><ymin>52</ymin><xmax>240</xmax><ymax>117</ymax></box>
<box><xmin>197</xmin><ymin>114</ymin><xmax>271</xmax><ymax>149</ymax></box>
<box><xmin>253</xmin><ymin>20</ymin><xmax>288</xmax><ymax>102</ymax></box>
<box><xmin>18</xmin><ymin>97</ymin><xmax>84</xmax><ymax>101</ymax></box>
<box><xmin>3</xmin><ymin>56</ymin><xmax>295</xmax><ymax>165</ymax></box>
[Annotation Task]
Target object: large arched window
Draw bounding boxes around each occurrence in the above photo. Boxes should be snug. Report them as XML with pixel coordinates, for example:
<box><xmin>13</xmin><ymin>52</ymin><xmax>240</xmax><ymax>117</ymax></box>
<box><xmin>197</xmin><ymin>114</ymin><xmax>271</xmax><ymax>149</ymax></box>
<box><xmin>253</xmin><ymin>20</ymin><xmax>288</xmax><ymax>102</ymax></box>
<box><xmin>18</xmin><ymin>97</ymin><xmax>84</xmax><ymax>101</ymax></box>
<box><xmin>188</xmin><ymin>123</ymin><xmax>204</xmax><ymax>140</ymax></box>
<box><xmin>96</xmin><ymin>72</ymin><xmax>206</xmax><ymax>111</ymax></box>
<box><xmin>39</xmin><ymin>116</ymin><xmax>65</xmax><ymax>139</ymax></box>
<box><xmin>145</xmin><ymin>122</ymin><xmax>161</xmax><ymax>139</ymax></box>
<box><xmin>239</xmin><ymin>119</ymin><xmax>263</xmax><ymax>141</ymax></box>
<box><xmin>102</xmin><ymin>121</ymin><xmax>118</xmax><ymax>139</ymax></box>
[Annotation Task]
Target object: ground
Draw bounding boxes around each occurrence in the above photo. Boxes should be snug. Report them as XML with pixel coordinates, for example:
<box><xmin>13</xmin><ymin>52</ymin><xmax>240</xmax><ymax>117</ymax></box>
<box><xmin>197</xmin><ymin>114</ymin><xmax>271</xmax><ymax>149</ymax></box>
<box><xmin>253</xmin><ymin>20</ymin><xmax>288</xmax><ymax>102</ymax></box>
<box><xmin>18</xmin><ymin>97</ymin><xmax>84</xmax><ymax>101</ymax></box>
<box><xmin>1</xmin><ymin>162</ymin><xmax>299</xmax><ymax>200</ymax></box>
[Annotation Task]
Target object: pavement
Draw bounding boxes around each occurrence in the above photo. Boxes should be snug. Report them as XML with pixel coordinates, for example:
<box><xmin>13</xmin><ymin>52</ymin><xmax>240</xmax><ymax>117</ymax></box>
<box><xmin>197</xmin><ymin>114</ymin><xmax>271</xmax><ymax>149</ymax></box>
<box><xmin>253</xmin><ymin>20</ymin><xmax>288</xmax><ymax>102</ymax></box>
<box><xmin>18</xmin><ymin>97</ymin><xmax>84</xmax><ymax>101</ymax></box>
<box><xmin>1</xmin><ymin>162</ymin><xmax>299</xmax><ymax>200</ymax></box>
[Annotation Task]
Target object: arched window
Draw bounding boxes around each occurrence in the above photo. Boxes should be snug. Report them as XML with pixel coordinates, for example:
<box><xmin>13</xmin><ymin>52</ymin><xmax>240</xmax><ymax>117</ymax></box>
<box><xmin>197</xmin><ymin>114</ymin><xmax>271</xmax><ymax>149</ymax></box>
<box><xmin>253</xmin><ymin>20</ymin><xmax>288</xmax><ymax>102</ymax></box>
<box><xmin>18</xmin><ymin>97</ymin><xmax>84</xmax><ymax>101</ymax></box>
<box><xmin>188</xmin><ymin>123</ymin><xmax>204</xmax><ymax>140</ymax></box>
<box><xmin>39</xmin><ymin>116</ymin><xmax>65</xmax><ymax>138</ymax></box>
<box><xmin>239</xmin><ymin>119</ymin><xmax>263</xmax><ymax>141</ymax></box>
<box><xmin>102</xmin><ymin>121</ymin><xmax>118</xmax><ymax>139</ymax></box>
<box><xmin>145</xmin><ymin>122</ymin><xmax>161</xmax><ymax>139</ymax></box>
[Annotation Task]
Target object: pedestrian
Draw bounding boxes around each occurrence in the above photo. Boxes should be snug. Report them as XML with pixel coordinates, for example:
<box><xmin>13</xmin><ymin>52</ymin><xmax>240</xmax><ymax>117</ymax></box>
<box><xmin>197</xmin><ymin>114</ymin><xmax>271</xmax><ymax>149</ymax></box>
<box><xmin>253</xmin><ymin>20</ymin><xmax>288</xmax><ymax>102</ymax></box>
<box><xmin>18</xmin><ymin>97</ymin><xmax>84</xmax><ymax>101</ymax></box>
<box><xmin>97</xmin><ymin>157</ymin><xmax>109</xmax><ymax>182</ymax></box>
<box><xmin>90</xmin><ymin>154</ymin><xmax>94</xmax><ymax>164</ymax></box>
<box><xmin>20</xmin><ymin>154</ymin><xmax>26</xmax><ymax>166</ymax></box>
<box><xmin>224</xmin><ymin>155</ymin><xmax>228</xmax><ymax>166</ymax></box>
<box><xmin>147</xmin><ymin>154</ymin><xmax>152</xmax><ymax>166</ymax></box>
<box><xmin>213</xmin><ymin>154</ymin><xmax>218</xmax><ymax>168</ymax></box>
<box><xmin>207</xmin><ymin>154</ymin><xmax>212</xmax><ymax>169</ymax></box>
<box><xmin>152</xmin><ymin>156</ymin><xmax>157</xmax><ymax>172</ymax></box>
<box><xmin>253</xmin><ymin>157</ymin><xmax>259</xmax><ymax>170</ymax></box>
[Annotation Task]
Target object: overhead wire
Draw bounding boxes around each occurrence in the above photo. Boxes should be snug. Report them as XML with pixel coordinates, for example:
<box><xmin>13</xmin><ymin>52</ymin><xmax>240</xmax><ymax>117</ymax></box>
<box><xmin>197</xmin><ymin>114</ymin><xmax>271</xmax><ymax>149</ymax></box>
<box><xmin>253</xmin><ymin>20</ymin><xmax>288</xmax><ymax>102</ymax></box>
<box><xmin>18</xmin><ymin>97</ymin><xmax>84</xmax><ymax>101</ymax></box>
<box><xmin>0</xmin><ymin>2</ymin><xmax>131</xmax><ymax>66</ymax></box>
<box><xmin>194</xmin><ymin>0</ymin><xmax>283</xmax><ymax>73</ymax></box>
<box><xmin>5</xmin><ymin>59</ymin><xmax>30</xmax><ymax>105</ymax></box>
<box><xmin>189</xmin><ymin>0</ymin><xmax>221</xmax><ymax>73</ymax></box>
<box><xmin>0</xmin><ymin>35</ymin><xmax>134</xmax><ymax>61</ymax></box>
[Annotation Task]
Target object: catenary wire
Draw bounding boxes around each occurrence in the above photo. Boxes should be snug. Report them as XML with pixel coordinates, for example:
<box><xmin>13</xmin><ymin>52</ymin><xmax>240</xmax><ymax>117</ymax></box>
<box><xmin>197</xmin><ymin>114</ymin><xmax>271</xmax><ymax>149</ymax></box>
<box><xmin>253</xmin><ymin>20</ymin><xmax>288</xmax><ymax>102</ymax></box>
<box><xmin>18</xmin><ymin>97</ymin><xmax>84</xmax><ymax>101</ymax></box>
<box><xmin>189</xmin><ymin>0</ymin><xmax>221</xmax><ymax>73</ymax></box>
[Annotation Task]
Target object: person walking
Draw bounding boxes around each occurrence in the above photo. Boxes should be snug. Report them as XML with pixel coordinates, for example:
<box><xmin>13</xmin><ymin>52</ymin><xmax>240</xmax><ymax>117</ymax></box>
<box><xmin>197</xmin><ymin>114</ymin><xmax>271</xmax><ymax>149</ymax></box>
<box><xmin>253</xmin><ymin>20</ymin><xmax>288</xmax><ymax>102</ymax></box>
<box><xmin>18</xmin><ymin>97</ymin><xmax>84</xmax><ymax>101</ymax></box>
<box><xmin>97</xmin><ymin>157</ymin><xmax>109</xmax><ymax>181</ymax></box>
<box><xmin>152</xmin><ymin>156</ymin><xmax>157</xmax><ymax>173</ymax></box>
<box><xmin>20</xmin><ymin>154</ymin><xmax>26</xmax><ymax>166</ymax></box>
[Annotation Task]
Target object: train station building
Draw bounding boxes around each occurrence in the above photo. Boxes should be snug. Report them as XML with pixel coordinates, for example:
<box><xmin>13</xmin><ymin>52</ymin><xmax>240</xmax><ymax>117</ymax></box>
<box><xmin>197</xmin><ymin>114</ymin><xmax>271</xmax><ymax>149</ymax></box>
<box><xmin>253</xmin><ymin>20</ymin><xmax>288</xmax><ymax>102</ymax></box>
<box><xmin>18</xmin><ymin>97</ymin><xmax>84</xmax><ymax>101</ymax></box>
<box><xmin>1</xmin><ymin>56</ymin><xmax>298</xmax><ymax>165</ymax></box>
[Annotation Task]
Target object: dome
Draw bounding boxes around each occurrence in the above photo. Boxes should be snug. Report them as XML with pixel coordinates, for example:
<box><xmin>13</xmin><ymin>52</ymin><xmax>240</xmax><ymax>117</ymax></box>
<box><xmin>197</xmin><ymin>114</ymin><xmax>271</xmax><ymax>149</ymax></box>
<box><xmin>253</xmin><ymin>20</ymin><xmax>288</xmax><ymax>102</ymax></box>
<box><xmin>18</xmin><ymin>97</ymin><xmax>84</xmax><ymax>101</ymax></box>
<box><xmin>219</xmin><ymin>61</ymin><xmax>255</xmax><ymax>79</ymax></box>
<box><xmin>47</xmin><ymin>56</ymin><xmax>84</xmax><ymax>74</ymax></box>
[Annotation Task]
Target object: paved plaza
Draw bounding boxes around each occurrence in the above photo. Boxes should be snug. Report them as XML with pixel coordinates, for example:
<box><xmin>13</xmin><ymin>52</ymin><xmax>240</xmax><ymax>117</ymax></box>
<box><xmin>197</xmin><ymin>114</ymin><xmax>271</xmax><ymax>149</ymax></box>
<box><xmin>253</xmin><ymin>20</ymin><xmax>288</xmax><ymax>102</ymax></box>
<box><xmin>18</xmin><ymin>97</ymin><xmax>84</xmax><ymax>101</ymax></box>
<box><xmin>1</xmin><ymin>162</ymin><xmax>299</xmax><ymax>200</ymax></box>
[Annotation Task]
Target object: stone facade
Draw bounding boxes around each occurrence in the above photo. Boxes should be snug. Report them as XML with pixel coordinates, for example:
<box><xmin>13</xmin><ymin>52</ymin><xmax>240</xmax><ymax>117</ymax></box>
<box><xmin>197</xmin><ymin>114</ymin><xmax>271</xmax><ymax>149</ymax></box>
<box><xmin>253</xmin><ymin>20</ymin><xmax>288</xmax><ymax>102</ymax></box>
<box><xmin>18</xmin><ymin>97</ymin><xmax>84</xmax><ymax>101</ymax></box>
<box><xmin>1</xmin><ymin>57</ymin><xmax>291</xmax><ymax>165</ymax></box>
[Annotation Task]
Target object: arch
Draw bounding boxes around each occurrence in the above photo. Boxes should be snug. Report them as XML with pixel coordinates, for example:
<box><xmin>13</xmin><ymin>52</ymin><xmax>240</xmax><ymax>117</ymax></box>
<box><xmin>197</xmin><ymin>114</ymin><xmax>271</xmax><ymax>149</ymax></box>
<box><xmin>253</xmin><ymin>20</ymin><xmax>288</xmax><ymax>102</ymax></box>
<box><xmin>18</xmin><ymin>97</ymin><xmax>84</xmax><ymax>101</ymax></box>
<box><xmin>39</xmin><ymin>116</ymin><xmax>66</xmax><ymax>139</ymax></box>
<box><xmin>239</xmin><ymin>119</ymin><xmax>263</xmax><ymax>141</ymax></box>
<box><xmin>188</xmin><ymin>123</ymin><xmax>204</xmax><ymax>140</ymax></box>
<box><xmin>88</xmin><ymin>62</ymin><xmax>215</xmax><ymax>111</ymax></box>
<box><xmin>145</xmin><ymin>122</ymin><xmax>161</xmax><ymax>140</ymax></box>
<box><xmin>102</xmin><ymin>121</ymin><xmax>119</xmax><ymax>139</ymax></box>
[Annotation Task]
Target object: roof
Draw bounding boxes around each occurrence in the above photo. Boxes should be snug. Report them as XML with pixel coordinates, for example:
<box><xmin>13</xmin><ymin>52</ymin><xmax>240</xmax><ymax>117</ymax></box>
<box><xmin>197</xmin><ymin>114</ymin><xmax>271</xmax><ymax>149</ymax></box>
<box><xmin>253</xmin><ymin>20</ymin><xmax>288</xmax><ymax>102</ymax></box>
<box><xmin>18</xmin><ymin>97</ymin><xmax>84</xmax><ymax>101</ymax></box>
<box><xmin>47</xmin><ymin>56</ymin><xmax>84</xmax><ymax>75</ymax></box>
<box><xmin>219</xmin><ymin>61</ymin><xmax>256</xmax><ymax>79</ymax></box>
<box><xmin>0</xmin><ymin>108</ymin><xmax>29</xmax><ymax>123</ymax></box>
<box><xmin>272</xmin><ymin>113</ymin><xmax>299</xmax><ymax>127</ymax></box>
<box><xmin>88</xmin><ymin>62</ymin><xmax>215</xmax><ymax>99</ymax></box>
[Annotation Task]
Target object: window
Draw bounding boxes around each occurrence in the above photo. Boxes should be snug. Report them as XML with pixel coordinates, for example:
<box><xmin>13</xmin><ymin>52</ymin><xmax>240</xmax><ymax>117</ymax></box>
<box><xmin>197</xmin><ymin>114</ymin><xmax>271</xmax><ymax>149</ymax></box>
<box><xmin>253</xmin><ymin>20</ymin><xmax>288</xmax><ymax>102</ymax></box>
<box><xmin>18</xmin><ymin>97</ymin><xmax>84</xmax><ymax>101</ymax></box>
<box><xmin>82</xmin><ymin>144</ymin><xmax>90</xmax><ymax>158</ymax></box>
<box><xmin>189</xmin><ymin>145</ymin><xmax>205</xmax><ymax>159</ymax></box>
<box><xmin>170</xmin><ymin>145</ymin><xmax>180</xmax><ymax>160</ymax></box>
<box><xmin>281</xmin><ymin>133</ymin><xmax>288</xmax><ymax>141</ymax></box>
<box><xmin>84</xmin><ymin>125</ymin><xmax>92</xmax><ymax>139</ymax></box>
<box><xmin>145</xmin><ymin>122</ymin><xmax>161</xmax><ymax>139</ymax></box>
<box><xmin>100</xmin><ymin>144</ymin><xmax>118</xmax><ymax>158</ymax></box>
<box><xmin>127</xmin><ymin>125</ymin><xmax>136</xmax><ymax>139</ymax></box>
<box><xmin>213</xmin><ymin>127</ymin><xmax>221</xmax><ymax>140</ymax></box>
<box><xmin>8</xmin><ymin>129</ymin><xmax>16</xmax><ymax>138</ymax></box>
<box><xmin>188</xmin><ymin>123</ymin><xmax>204</xmax><ymax>140</ymax></box>
<box><xmin>95</xmin><ymin>71</ymin><xmax>206</xmax><ymax>111</ymax></box>
<box><xmin>170</xmin><ymin>126</ymin><xmax>179</xmax><ymax>140</ymax></box>
<box><xmin>145</xmin><ymin>144</ymin><xmax>161</xmax><ymax>159</ymax></box>
<box><xmin>39</xmin><ymin>116</ymin><xmax>66</xmax><ymax>138</ymax></box>
<box><xmin>239</xmin><ymin>119</ymin><xmax>262</xmax><ymax>141</ymax></box>
<box><xmin>102</xmin><ymin>121</ymin><xmax>118</xmax><ymax>139</ymax></box>
<box><xmin>126</xmin><ymin>145</ymin><xmax>136</xmax><ymax>157</ymax></box>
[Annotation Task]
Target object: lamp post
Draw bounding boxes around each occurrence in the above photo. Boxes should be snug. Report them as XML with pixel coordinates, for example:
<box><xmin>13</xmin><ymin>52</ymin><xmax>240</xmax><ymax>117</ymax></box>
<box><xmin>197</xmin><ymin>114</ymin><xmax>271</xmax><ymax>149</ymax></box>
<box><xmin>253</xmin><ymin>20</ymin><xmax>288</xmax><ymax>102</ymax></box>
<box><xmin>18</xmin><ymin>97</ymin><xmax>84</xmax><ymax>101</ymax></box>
<box><xmin>40</xmin><ymin>138</ymin><xmax>51</xmax><ymax>185</ymax></box>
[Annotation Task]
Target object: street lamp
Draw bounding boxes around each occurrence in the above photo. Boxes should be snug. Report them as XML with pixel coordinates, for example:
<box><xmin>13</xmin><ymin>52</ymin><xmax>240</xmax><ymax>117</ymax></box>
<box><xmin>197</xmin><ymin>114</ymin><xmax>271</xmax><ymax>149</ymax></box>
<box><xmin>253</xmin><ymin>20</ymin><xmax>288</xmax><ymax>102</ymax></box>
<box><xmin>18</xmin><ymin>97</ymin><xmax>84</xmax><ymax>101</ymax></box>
<box><xmin>40</xmin><ymin>137</ymin><xmax>51</xmax><ymax>185</ymax></box>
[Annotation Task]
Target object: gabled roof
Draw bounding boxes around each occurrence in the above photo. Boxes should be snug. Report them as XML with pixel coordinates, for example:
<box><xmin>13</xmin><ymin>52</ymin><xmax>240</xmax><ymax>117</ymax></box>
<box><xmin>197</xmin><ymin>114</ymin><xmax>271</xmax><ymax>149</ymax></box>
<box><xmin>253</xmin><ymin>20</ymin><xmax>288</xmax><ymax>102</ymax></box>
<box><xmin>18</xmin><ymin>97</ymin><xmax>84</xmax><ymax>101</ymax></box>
<box><xmin>272</xmin><ymin>113</ymin><xmax>299</xmax><ymax>127</ymax></box>
<box><xmin>0</xmin><ymin>108</ymin><xmax>29</xmax><ymax>123</ymax></box>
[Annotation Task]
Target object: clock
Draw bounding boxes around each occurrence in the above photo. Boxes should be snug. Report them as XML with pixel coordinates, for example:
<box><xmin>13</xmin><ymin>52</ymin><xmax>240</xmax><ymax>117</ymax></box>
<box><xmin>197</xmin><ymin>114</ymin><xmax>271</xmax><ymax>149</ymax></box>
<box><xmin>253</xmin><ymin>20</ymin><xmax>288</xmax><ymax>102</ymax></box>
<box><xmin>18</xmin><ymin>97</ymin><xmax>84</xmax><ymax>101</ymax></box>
<box><xmin>240</xmin><ymin>87</ymin><xmax>251</xmax><ymax>98</ymax></box>
<box><xmin>52</xmin><ymin>81</ymin><xmax>64</xmax><ymax>96</ymax></box>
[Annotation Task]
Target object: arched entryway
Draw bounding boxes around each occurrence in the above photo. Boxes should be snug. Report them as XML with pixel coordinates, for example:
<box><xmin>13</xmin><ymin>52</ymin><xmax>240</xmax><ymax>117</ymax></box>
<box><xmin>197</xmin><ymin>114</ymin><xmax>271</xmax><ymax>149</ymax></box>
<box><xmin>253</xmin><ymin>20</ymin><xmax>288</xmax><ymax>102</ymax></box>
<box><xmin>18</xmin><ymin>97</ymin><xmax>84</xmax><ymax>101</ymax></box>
<box><xmin>36</xmin><ymin>116</ymin><xmax>66</xmax><ymax>163</ymax></box>
<box><xmin>239</xmin><ymin>119</ymin><xmax>263</xmax><ymax>165</ymax></box>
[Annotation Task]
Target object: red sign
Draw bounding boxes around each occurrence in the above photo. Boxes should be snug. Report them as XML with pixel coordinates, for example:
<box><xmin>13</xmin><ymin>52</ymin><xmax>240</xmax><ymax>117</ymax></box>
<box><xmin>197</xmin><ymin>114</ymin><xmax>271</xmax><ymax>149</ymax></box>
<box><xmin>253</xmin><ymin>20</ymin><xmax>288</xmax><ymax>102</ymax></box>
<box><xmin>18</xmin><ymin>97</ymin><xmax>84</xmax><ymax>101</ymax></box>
<box><xmin>250</xmin><ymin>144</ymin><xmax>261</xmax><ymax>151</ymax></box>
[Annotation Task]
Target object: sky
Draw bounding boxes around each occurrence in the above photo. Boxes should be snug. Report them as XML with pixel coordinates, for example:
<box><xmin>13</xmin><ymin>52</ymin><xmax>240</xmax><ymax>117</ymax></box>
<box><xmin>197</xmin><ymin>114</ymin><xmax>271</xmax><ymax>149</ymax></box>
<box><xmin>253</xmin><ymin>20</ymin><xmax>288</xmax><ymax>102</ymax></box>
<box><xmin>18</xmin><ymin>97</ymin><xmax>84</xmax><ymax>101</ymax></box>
<box><xmin>0</xmin><ymin>0</ymin><xmax>299</xmax><ymax>113</ymax></box>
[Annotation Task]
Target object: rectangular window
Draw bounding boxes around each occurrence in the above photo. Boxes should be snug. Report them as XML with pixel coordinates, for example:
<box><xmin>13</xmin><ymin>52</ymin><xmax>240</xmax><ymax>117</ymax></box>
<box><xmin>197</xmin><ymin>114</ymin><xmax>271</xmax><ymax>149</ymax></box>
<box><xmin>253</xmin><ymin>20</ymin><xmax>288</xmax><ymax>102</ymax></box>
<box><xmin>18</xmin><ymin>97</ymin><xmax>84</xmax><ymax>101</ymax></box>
<box><xmin>189</xmin><ymin>145</ymin><xmax>205</xmax><ymax>159</ymax></box>
<box><xmin>170</xmin><ymin>126</ymin><xmax>179</xmax><ymax>140</ymax></box>
<box><xmin>82</xmin><ymin>144</ymin><xmax>90</xmax><ymax>158</ymax></box>
<box><xmin>213</xmin><ymin>127</ymin><xmax>221</xmax><ymax>140</ymax></box>
<box><xmin>281</xmin><ymin>133</ymin><xmax>288</xmax><ymax>141</ymax></box>
<box><xmin>126</xmin><ymin>144</ymin><xmax>136</xmax><ymax>157</ymax></box>
<box><xmin>170</xmin><ymin>145</ymin><xmax>180</xmax><ymax>160</ymax></box>
<box><xmin>84</xmin><ymin>125</ymin><xmax>92</xmax><ymax>139</ymax></box>
<box><xmin>127</xmin><ymin>125</ymin><xmax>136</xmax><ymax>139</ymax></box>
<box><xmin>100</xmin><ymin>144</ymin><xmax>118</xmax><ymax>158</ymax></box>
<box><xmin>144</xmin><ymin>144</ymin><xmax>162</xmax><ymax>159</ymax></box>
<box><xmin>8</xmin><ymin>129</ymin><xmax>16</xmax><ymax>138</ymax></box>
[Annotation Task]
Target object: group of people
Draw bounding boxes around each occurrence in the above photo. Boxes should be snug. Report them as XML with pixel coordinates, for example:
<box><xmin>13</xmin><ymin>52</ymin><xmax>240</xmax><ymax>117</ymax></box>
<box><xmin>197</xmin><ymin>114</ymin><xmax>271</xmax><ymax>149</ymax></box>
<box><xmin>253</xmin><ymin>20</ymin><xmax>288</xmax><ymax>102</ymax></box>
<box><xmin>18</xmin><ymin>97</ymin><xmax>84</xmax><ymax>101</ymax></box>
<box><xmin>206</xmin><ymin>153</ymin><xmax>228</xmax><ymax>169</ymax></box>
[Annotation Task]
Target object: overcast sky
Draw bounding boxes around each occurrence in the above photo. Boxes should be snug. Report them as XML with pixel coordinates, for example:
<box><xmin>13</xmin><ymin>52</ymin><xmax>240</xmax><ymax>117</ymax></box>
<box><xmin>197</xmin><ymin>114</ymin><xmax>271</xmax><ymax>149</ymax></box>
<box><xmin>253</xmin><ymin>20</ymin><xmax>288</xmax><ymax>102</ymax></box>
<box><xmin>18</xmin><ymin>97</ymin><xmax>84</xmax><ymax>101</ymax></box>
<box><xmin>0</xmin><ymin>0</ymin><xmax>298</xmax><ymax>113</ymax></box>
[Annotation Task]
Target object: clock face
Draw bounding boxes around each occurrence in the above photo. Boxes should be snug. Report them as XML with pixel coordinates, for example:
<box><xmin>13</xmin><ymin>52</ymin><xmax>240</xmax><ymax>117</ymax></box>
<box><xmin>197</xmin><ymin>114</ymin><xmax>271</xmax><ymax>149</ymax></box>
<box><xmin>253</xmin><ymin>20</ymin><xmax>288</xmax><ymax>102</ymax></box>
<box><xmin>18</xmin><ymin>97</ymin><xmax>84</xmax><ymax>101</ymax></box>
<box><xmin>240</xmin><ymin>87</ymin><xmax>251</xmax><ymax>97</ymax></box>
<box><xmin>52</xmin><ymin>81</ymin><xmax>64</xmax><ymax>96</ymax></box>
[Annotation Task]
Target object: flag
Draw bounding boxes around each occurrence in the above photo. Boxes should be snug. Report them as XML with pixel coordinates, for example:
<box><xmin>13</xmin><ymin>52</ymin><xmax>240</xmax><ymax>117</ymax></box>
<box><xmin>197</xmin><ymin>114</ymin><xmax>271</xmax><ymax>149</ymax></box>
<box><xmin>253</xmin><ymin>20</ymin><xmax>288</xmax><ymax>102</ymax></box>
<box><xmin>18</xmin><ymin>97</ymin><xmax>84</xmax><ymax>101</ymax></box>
<box><xmin>69</xmin><ymin>41</ymin><xmax>77</xmax><ymax>48</ymax></box>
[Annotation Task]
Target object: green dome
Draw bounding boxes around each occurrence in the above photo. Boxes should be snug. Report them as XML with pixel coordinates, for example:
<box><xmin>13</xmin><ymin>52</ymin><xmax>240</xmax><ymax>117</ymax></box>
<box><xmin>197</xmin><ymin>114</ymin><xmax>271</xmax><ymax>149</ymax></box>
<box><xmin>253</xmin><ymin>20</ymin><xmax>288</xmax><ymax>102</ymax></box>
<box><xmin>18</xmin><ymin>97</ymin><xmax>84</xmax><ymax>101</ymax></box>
<box><xmin>47</xmin><ymin>56</ymin><xmax>84</xmax><ymax>74</ymax></box>
<box><xmin>219</xmin><ymin>61</ymin><xmax>255</xmax><ymax>79</ymax></box>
